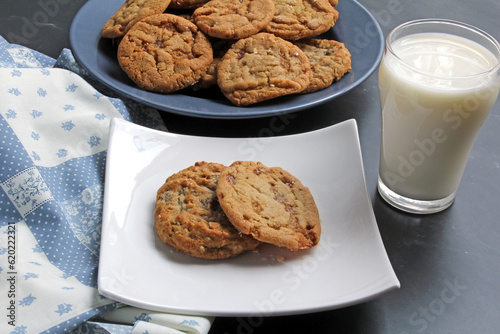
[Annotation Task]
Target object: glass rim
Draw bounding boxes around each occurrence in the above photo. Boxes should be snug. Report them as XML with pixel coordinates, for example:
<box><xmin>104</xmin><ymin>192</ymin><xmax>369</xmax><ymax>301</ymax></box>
<box><xmin>386</xmin><ymin>18</ymin><xmax>500</xmax><ymax>80</ymax></box>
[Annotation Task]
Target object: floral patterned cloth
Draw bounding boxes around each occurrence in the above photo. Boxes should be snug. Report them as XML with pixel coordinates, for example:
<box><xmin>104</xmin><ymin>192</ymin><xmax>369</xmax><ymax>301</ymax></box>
<box><xmin>0</xmin><ymin>36</ymin><xmax>213</xmax><ymax>334</ymax></box>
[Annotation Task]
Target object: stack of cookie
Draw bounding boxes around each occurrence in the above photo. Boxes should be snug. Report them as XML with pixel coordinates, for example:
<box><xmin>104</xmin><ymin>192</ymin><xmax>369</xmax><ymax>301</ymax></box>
<box><xmin>154</xmin><ymin>161</ymin><xmax>321</xmax><ymax>259</ymax></box>
<box><xmin>102</xmin><ymin>0</ymin><xmax>351</xmax><ymax>106</ymax></box>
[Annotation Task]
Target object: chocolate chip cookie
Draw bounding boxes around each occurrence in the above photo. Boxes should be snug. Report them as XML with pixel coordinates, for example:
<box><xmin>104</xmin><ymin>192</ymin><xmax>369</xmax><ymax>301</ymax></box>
<box><xmin>193</xmin><ymin>0</ymin><xmax>275</xmax><ymax>39</ymax></box>
<box><xmin>294</xmin><ymin>38</ymin><xmax>351</xmax><ymax>93</ymax></box>
<box><xmin>263</xmin><ymin>0</ymin><xmax>338</xmax><ymax>40</ymax></box>
<box><xmin>217</xmin><ymin>32</ymin><xmax>311</xmax><ymax>106</ymax></box>
<box><xmin>191</xmin><ymin>39</ymin><xmax>234</xmax><ymax>91</ymax></box>
<box><xmin>102</xmin><ymin>0</ymin><xmax>171</xmax><ymax>39</ymax></box>
<box><xmin>217</xmin><ymin>161</ymin><xmax>321</xmax><ymax>251</ymax></box>
<box><xmin>117</xmin><ymin>13</ymin><xmax>213</xmax><ymax>93</ymax></box>
<box><xmin>155</xmin><ymin>162</ymin><xmax>261</xmax><ymax>259</ymax></box>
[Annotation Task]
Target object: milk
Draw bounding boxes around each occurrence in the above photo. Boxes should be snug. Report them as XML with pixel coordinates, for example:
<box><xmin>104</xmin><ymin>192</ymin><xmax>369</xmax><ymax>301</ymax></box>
<box><xmin>378</xmin><ymin>32</ymin><xmax>500</xmax><ymax>200</ymax></box>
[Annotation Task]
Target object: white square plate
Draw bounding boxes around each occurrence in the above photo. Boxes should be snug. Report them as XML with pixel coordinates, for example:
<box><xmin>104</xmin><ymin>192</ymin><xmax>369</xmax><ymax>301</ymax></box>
<box><xmin>98</xmin><ymin>118</ymin><xmax>400</xmax><ymax>316</ymax></box>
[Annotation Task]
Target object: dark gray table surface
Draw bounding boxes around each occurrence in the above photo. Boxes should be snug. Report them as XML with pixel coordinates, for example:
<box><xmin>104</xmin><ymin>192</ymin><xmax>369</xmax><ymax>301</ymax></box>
<box><xmin>2</xmin><ymin>0</ymin><xmax>498</xmax><ymax>333</ymax></box>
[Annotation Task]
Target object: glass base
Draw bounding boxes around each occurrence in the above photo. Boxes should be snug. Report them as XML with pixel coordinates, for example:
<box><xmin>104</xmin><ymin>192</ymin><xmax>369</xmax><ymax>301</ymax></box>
<box><xmin>377</xmin><ymin>177</ymin><xmax>455</xmax><ymax>214</ymax></box>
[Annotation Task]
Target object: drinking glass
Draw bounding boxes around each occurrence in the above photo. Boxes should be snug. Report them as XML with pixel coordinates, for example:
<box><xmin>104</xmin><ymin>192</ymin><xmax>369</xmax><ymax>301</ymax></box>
<box><xmin>377</xmin><ymin>19</ymin><xmax>500</xmax><ymax>214</ymax></box>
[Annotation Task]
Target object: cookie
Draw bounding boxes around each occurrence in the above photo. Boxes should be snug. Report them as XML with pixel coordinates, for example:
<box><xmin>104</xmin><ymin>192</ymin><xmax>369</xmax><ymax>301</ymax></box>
<box><xmin>117</xmin><ymin>14</ymin><xmax>213</xmax><ymax>93</ymax></box>
<box><xmin>217</xmin><ymin>161</ymin><xmax>321</xmax><ymax>251</ymax></box>
<box><xmin>101</xmin><ymin>0</ymin><xmax>171</xmax><ymax>39</ymax></box>
<box><xmin>293</xmin><ymin>38</ymin><xmax>351</xmax><ymax>93</ymax></box>
<box><xmin>217</xmin><ymin>33</ymin><xmax>311</xmax><ymax>106</ymax></box>
<box><xmin>193</xmin><ymin>0</ymin><xmax>275</xmax><ymax>39</ymax></box>
<box><xmin>155</xmin><ymin>162</ymin><xmax>261</xmax><ymax>259</ymax></box>
<box><xmin>192</xmin><ymin>39</ymin><xmax>234</xmax><ymax>91</ymax></box>
<box><xmin>263</xmin><ymin>0</ymin><xmax>338</xmax><ymax>40</ymax></box>
<box><xmin>191</xmin><ymin>57</ymin><xmax>221</xmax><ymax>91</ymax></box>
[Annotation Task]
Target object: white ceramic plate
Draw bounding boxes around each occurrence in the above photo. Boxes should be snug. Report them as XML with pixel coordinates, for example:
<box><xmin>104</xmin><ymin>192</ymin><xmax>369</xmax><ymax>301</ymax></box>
<box><xmin>98</xmin><ymin>118</ymin><xmax>400</xmax><ymax>316</ymax></box>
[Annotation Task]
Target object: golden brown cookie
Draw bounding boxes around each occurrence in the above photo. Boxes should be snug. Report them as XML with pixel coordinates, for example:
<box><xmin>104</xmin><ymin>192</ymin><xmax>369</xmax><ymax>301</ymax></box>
<box><xmin>217</xmin><ymin>33</ymin><xmax>311</xmax><ymax>106</ymax></box>
<box><xmin>101</xmin><ymin>0</ymin><xmax>171</xmax><ymax>39</ymax></box>
<box><xmin>263</xmin><ymin>0</ymin><xmax>338</xmax><ymax>40</ymax></box>
<box><xmin>117</xmin><ymin>14</ymin><xmax>213</xmax><ymax>93</ymax></box>
<box><xmin>191</xmin><ymin>57</ymin><xmax>222</xmax><ymax>91</ymax></box>
<box><xmin>193</xmin><ymin>0</ymin><xmax>275</xmax><ymax>39</ymax></box>
<box><xmin>155</xmin><ymin>162</ymin><xmax>261</xmax><ymax>259</ymax></box>
<box><xmin>293</xmin><ymin>38</ymin><xmax>351</xmax><ymax>93</ymax></box>
<box><xmin>217</xmin><ymin>161</ymin><xmax>321</xmax><ymax>251</ymax></box>
<box><xmin>192</xmin><ymin>39</ymin><xmax>234</xmax><ymax>91</ymax></box>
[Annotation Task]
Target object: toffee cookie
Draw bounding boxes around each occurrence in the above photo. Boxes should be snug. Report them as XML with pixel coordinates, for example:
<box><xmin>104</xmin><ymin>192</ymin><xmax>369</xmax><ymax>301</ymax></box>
<box><xmin>293</xmin><ymin>38</ymin><xmax>351</xmax><ymax>93</ymax></box>
<box><xmin>191</xmin><ymin>57</ymin><xmax>222</xmax><ymax>91</ymax></box>
<box><xmin>192</xmin><ymin>39</ymin><xmax>234</xmax><ymax>91</ymax></box>
<box><xmin>102</xmin><ymin>0</ymin><xmax>171</xmax><ymax>39</ymax></box>
<box><xmin>193</xmin><ymin>0</ymin><xmax>275</xmax><ymax>40</ymax></box>
<box><xmin>263</xmin><ymin>0</ymin><xmax>338</xmax><ymax>40</ymax></box>
<box><xmin>217</xmin><ymin>161</ymin><xmax>321</xmax><ymax>251</ymax></box>
<box><xmin>117</xmin><ymin>14</ymin><xmax>213</xmax><ymax>93</ymax></box>
<box><xmin>155</xmin><ymin>162</ymin><xmax>261</xmax><ymax>259</ymax></box>
<box><xmin>217</xmin><ymin>33</ymin><xmax>311</xmax><ymax>106</ymax></box>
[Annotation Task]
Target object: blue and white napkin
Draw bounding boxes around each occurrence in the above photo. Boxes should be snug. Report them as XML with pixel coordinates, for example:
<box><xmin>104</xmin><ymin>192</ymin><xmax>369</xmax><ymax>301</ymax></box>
<box><xmin>0</xmin><ymin>35</ymin><xmax>213</xmax><ymax>334</ymax></box>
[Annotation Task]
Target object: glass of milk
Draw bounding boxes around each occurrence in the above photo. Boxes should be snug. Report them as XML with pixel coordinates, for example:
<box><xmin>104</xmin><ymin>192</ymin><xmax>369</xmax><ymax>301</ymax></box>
<box><xmin>377</xmin><ymin>19</ymin><xmax>500</xmax><ymax>214</ymax></box>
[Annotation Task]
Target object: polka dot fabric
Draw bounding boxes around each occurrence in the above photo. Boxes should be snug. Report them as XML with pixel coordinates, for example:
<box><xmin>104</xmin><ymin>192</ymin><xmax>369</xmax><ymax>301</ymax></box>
<box><xmin>0</xmin><ymin>35</ymin><xmax>211</xmax><ymax>334</ymax></box>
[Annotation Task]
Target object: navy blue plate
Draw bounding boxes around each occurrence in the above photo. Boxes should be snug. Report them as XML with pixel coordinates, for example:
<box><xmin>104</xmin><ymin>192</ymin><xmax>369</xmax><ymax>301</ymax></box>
<box><xmin>70</xmin><ymin>0</ymin><xmax>383</xmax><ymax>119</ymax></box>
